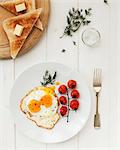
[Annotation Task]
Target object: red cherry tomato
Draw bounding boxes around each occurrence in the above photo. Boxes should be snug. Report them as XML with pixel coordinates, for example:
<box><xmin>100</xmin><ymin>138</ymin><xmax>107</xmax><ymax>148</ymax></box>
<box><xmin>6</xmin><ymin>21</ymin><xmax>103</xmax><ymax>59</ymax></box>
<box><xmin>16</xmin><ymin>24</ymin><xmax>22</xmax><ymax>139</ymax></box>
<box><xmin>60</xmin><ymin>106</ymin><xmax>67</xmax><ymax>116</ymax></box>
<box><xmin>59</xmin><ymin>96</ymin><xmax>67</xmax><ymax>105</ymax></box>
<box><xmin>67</xmin><ymin>80</ymin><xmax>77</xmax><ymax>89</ymax></box>
<box><xmin>70</xmin><ymin>100</ymin><xmax>79</xmax><ymax>110</ymax></box>
<box><xmin>58</xmin><ymin>85</ymin><xmax>67</xmax><ymax>94</ymax></box>
<box><xmin>71</xmin><ymin>89</ymin><xmax>80</xmax><ymax>98</ymax></box>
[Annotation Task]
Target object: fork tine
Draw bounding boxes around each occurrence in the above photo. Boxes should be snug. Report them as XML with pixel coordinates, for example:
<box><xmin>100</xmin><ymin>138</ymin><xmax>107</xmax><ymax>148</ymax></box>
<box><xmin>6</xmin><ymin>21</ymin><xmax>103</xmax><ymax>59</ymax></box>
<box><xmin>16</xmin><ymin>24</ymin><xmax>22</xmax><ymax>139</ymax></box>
<box><xmin>99</xmin><ymin>69</ymin><xmax>102</xmax><ymax>85</ymax></box>
<box><xmin>96</xmin><ymin>68</ymin><xmax>100</xmax><ymax>85</ymax></box>
<box><xmin>93</xmin><ymin>68</ymin><xmax>96</xmax><ymax>84</ymax></box>
<box><xmin>96</xmin><ymin>68</ymin><xmax>98</xmax><ymax>85</ymax></box>
<box><xmin>99</xmin><ymin>68</ymin><xmax>102</xmax><ymax>85</ymax></box>
<box><xmin>93</xmin><ymin>68</ymin><xmax>102</xmax><ymax>86</ymax></box>
<box><xmin>93</xmin><ymin>68</ymin><xmax>97</xmax><ymax>85</ymax></box>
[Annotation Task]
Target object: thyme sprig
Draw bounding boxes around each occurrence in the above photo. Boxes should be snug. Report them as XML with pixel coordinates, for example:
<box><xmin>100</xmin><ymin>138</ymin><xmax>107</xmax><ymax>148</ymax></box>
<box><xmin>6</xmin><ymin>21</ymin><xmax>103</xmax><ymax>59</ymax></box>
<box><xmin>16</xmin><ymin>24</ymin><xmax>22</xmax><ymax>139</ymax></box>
<box><xmin>40</xmin><ymin>70</ymin><xmax>57</xmax><ymax>86</ymax></box>
<box><xmin>60</xmin><ymin>8</ymin><xmax>92</xmax><ymax>38</ymax></box>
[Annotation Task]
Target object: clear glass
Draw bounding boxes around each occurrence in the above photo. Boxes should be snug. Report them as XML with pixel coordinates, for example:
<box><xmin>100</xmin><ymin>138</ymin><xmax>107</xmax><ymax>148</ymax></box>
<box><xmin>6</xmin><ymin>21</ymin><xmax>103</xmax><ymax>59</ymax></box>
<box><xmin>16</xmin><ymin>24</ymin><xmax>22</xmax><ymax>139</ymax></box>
<box><xmin>81</xmin><ymin>28</ymin><xmax>101</xmax><ymax>47</ymax></box>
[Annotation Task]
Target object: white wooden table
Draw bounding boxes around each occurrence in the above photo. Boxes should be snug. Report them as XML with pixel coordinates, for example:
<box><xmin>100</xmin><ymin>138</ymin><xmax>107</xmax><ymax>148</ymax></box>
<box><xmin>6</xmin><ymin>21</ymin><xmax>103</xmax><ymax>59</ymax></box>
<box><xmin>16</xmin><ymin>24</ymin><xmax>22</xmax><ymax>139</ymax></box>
<box><xmin>0</xmin><ymin>0</ymin><xmax>120</xmax><ymax>149</ymax></box>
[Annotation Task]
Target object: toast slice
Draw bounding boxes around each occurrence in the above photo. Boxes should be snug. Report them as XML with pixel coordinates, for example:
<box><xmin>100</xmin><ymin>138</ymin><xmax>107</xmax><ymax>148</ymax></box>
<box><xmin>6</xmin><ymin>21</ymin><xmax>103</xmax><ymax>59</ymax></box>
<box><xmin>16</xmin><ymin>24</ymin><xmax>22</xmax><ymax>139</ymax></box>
<box><xmin>0</xmin><ymin>0</ymin><xmax>43</xmax><ymax>30</ymax></box>
<box><xmin>0</xmin><ymin>0</ymin><xmax>35</xmax><ymax>15</ymax></box>
<box><xmin>3</xmin><ymin>8</ymin><xmax>42</xmax><ymax>59</ymax></box>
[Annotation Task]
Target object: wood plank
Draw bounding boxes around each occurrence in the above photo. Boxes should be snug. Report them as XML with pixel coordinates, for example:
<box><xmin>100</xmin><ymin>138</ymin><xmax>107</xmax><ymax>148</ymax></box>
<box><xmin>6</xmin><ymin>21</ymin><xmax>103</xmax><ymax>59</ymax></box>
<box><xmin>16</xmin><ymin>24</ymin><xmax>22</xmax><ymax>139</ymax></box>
<box><xmin>0</xmin><ymin>60</ymin><xmax>15</xmax><ymax>150</ymax></box>
<box><xmin>0</xmin><ymin>60</ymin><xmax>14</xmax><ymax>106</ymax></box>
<box><xmin>78</xmin><ymin>2</ymin><xmax>111</xmax><ymax>149</ymax></box>
<box><xmin>0</xmin><ymin>107</ymin><xmax>15</xmax><ymax>150</ymax></box>
<box><xmin>15</xmin><ymin>13</ymin><xmax>47</xmax><ymax>150</ymax></box>
<box><xmin>46</xmin><ymin>0</ymin><xmax>79</xmax><ymax>149</ymax></box>
<box><xmin>46</xmin><ymin>0</ymin><xmax>79</xmax><ymax>70</ymax></box>
<box><xmin>108</xmin><ymin>3</ymin><xmax>119</xmax><ymax>148</ymax></box>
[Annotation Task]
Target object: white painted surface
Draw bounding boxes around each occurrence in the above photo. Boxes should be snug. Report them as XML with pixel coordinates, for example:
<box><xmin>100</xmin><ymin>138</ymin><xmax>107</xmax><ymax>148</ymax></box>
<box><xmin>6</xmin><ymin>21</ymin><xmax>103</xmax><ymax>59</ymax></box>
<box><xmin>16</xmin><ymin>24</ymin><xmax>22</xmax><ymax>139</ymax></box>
<box><xmin>0</xmin><ymin>0</ymin><xmax>119</xmax><ymax>149</ymax></box>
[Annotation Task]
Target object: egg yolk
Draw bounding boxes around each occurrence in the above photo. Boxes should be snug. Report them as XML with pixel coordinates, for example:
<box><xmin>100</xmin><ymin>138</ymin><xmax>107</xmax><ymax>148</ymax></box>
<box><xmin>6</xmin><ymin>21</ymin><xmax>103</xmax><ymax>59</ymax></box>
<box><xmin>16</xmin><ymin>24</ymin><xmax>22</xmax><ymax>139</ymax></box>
<box><xmin>49</xmin><ymin>86</ymin><xmax>55</xmax><ymax>91</ymax></box>
<box><xmin>28</xmin><ymin>100</ymin><xmax>40</xmax><ymax>113</ymax></box>
<box><xmin>40</xmin><ymin>95</ymin><xmax>52</xmax><ymax>108</ymax></box>
<box><xmin>55</xmin><ymin>82</ymin><xmax>60</xmax><ymax>85</ymax></box>
<box><xmin>44</xmin><ymin>88</ymin><xmax>54</xmax><ymax>95</ymax></box>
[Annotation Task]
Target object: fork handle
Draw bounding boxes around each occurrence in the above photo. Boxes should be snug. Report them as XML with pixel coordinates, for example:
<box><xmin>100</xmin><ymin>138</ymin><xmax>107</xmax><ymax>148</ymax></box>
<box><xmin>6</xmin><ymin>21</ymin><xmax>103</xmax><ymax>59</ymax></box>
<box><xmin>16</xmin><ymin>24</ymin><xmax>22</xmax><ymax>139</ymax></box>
<box><xmin>94</xmin><ymin>93</ymin><xmax>101</xmax><ymax>128</ymax></box>
<box><xmin>96</xmin><ymin>92</ymin><xmax>99</xmax><ymax>114</ymax></box>
<box><xmin>94</xmin><ymin>113</ymin><xmax>100</xmax><ymax>128</ymax></box>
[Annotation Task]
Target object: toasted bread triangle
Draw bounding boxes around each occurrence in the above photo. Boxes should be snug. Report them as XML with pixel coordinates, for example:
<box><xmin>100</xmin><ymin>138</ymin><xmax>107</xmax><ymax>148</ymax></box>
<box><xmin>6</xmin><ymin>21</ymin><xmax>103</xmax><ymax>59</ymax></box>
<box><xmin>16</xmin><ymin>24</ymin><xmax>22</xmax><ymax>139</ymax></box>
<box><xmin>3</xmin><ymin>8</ymin><xmax>42</xmax><ymax>59</ymax></box>
<box><xmin>0</xmin><ymin>0</ymin><xmax>35</xmax><ymax>15</ymax></box>
<box><xmin>0</xmin><ymin>0</ymin><xmax>43</xmax><ymax>30</ymax></box>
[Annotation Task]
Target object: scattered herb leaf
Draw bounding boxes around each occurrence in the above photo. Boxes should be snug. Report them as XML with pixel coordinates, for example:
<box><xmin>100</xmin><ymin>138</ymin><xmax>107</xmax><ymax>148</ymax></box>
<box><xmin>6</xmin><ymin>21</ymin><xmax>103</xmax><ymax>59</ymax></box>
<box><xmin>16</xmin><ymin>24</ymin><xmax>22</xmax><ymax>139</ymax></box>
<box><xmin>40</xmin><ymin>70</ymin><xmax>57</xmax><ymax>86</ymax></box>
<box><xmin>60</xmin><ymin>8</ymin><xmax>92</xmax><ymax>38</ymax></box>
<box><xmin>104</xmin><ymin>0</ymin><xmax>108</xmax><ymax>4</ymax></box>
<box><xmin>73</xmin><ymin>41</ymin><xmax>77</xmax><ymax>46</ymax></box>
<box><xmin>61</xmin><ymin>49</ymin><xmax>66</xmax><ymax>53</ymax></box>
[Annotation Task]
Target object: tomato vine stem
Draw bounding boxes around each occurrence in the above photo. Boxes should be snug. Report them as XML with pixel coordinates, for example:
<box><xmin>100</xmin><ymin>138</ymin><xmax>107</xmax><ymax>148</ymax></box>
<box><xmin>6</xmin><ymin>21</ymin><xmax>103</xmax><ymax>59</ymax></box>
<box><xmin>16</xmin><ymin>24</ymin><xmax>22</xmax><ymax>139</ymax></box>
<box><xmin>66</xmin><ymin>88</ymin><xmax>70</xmax><ymax>122</ymax></box>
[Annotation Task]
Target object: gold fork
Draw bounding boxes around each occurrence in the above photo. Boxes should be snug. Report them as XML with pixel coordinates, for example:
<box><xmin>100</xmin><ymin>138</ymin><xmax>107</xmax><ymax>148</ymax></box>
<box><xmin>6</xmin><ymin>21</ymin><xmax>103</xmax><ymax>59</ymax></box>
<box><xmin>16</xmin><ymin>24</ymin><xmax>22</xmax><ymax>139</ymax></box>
<box><xmin>93</xmin><ymin>68</ymin><xmax>102</xmax><ymax>128</ymax></box>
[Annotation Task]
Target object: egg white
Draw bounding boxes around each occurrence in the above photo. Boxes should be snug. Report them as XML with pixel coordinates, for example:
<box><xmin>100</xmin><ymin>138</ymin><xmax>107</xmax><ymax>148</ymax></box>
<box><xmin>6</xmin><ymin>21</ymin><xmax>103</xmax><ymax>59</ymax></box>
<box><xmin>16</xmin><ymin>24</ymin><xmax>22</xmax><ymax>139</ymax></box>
<box><xmin>21</xmin><ymin>89</ymin><xmax>58</xmax><ymax>118</ymax></box>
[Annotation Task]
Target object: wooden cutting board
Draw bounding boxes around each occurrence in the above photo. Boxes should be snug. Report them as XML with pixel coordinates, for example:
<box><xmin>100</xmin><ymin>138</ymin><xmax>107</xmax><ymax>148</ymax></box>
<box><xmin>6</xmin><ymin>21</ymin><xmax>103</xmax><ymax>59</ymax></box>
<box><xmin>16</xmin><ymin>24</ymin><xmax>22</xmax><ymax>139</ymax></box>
<box><xmin>0</xmin><ymin>0</ymin><xmax>50</xmax><ymax>59</ymax></box>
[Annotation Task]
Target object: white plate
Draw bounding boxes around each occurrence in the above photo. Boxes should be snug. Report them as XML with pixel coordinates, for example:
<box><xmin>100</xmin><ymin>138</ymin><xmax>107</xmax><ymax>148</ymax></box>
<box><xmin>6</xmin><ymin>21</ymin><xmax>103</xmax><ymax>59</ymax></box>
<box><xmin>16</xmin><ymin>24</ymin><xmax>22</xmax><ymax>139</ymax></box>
<box><xmin>10</xmin><ymin>62</ymin><xmax>91</xmax><ymax>143</ymax></box>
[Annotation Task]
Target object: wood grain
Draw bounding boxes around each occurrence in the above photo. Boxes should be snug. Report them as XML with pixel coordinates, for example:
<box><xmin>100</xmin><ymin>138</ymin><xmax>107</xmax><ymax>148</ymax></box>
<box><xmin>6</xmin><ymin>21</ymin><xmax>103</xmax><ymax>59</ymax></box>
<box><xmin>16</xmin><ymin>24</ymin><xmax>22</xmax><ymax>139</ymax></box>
<box><xmin>0</xmin><ymin>0</ymin><xmax>50</xmax><ymax>59</ymax></box>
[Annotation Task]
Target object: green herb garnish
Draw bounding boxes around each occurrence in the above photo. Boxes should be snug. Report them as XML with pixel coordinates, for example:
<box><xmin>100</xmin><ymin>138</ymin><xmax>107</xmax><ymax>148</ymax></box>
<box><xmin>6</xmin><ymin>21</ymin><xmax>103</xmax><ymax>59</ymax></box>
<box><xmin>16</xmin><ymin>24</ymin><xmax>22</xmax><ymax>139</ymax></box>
<box><xmin>40</xmin><ymin>70</ymin><xmax>57</xmax><ymax>86</ymax></box>
<box><xmin>60</xmin><ymin>8</ymin><xmax>92</xmax><ymax>38</ymax></box>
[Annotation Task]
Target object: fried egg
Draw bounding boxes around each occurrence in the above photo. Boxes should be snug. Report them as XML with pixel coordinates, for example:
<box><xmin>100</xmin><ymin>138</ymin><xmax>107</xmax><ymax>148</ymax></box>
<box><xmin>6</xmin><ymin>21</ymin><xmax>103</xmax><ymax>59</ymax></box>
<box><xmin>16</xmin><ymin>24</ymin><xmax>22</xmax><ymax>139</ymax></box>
<box><xmin>20</xmin><ymin>86</ymin><xmax>60</xmax><ymax>129</ymax></box>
